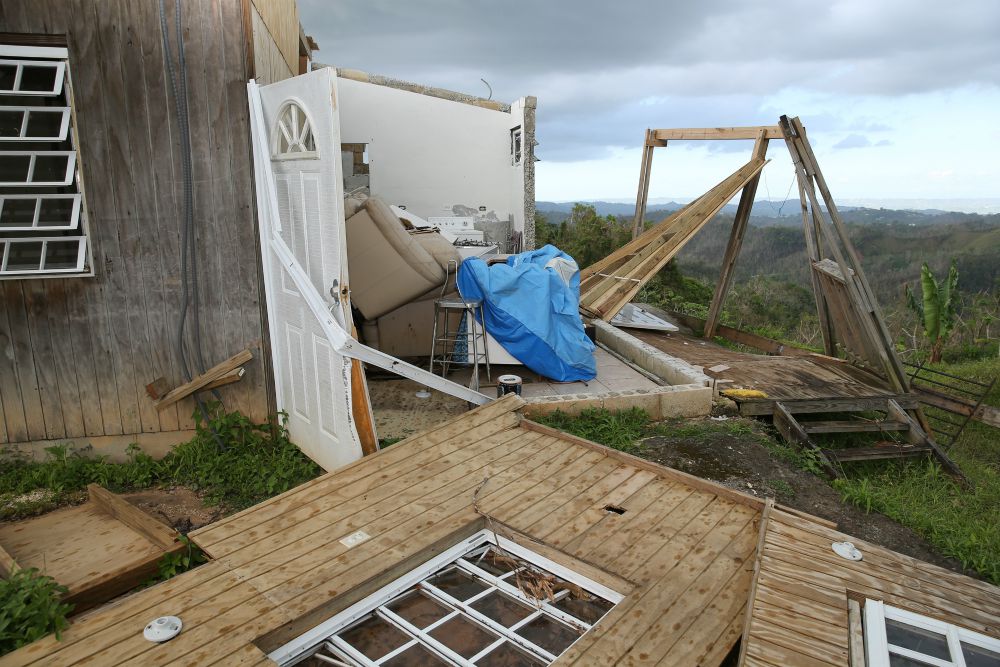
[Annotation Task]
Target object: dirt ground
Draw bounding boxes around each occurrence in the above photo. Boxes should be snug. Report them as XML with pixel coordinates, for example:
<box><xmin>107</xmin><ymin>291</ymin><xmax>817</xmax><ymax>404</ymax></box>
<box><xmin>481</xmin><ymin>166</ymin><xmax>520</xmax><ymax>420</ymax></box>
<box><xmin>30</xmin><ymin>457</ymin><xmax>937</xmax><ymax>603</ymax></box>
<box><xmin>121</xmin><ymin>486</ymin><xmax>225</xmax><ymax>533</ymax></box>
<box><xmin>639</xmin><ymin>418</ymin><xmax>973</xmax><ymax>577</ymax></box>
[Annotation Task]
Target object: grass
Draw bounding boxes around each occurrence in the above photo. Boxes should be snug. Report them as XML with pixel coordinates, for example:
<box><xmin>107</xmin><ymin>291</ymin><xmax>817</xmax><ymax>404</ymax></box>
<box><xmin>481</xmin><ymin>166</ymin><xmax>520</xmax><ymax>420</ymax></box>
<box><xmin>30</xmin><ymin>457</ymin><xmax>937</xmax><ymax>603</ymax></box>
<box><xmin>0</xmin><ymin>404</ymin><xmax>322</xmax><ymax>521</ymax></box>
<box><xmin>833</xmin><ymin>356</ymin><xmax>1000</xmax><ymax>585</ymax></box>
<box><xmin>533</xmin><ymin>407</ymin><xmax>650</xmax><ymax>454</ymax></box>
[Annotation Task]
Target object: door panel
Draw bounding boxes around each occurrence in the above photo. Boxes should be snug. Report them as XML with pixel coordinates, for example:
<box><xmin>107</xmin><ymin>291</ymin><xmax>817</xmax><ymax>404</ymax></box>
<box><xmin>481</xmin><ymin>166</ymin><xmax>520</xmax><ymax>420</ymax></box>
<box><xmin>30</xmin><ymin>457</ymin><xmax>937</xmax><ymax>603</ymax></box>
<box><xmin>253</xmin><ymin>69</ymin><xmax>361</xmax><ymax>470</ymax></box>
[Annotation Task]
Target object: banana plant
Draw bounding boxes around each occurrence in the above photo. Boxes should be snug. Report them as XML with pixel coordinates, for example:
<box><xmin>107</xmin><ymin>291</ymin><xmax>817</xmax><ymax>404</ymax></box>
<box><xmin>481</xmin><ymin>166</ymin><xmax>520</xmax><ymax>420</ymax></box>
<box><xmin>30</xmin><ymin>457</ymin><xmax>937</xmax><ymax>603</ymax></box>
<box><xmin>905</xmin><ymin>260</ymin><xmax>958</xmax><ymax>363</ymax></box>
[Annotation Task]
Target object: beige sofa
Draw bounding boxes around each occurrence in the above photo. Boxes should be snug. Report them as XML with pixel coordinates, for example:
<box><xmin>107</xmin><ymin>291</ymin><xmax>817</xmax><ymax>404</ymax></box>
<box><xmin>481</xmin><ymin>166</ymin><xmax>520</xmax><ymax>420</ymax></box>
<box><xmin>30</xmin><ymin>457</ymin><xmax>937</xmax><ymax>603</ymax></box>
<box><xmin>345</xmin><ymin>195</ymin><xmax>460</xmax><ymax>321</ymax></box>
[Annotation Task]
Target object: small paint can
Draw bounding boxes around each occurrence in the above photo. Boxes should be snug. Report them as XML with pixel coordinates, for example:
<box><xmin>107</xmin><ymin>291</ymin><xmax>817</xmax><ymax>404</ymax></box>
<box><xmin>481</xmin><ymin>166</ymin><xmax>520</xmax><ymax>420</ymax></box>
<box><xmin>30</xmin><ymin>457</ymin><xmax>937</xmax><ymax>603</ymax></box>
<box><xmin>497</xmin><ymin>374</ymin><xmax>523</xmax><ymax>398</ymax></box>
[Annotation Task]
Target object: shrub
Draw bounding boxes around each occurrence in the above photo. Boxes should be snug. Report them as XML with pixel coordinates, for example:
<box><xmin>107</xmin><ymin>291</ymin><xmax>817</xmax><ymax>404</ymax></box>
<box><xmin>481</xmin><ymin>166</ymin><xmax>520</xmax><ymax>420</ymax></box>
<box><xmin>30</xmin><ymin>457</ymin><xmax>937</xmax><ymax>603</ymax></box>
<box><xmin>0</xmin><ymin>569</ymin><xmax>72</xmax><ymax>657</ymax></box>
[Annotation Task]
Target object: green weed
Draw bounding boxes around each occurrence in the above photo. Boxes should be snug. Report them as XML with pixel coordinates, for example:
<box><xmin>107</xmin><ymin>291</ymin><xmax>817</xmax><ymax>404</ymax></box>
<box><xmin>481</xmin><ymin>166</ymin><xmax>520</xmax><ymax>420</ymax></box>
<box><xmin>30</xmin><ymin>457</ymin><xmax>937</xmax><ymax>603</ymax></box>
<box><xmin>0</xmin><ymin>568</ymin><xmax>72</xmax><ymax>657</ymax></box>
<box><xmin>0</xmin><ymin>405</ymin><xmax>322</xmax><ymax>520</ymax></box>
<box><xmin>144</xmin><ymin>536</ymin><xmax>208</xmax><ymax>587</ymax></box>
<box><xmin>534</xmin><ymin>408</ymin><xmax>649</xmax><ymax>454</ymax></box>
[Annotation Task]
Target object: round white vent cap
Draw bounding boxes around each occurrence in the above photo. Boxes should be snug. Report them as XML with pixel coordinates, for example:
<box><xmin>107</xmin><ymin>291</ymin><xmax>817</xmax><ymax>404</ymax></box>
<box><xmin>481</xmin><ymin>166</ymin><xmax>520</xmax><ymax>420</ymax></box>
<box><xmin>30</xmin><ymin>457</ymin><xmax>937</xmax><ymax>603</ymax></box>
<box><xmin>832</xmin><ymin>541</ymin><xmax>863</xmax><ymax>561</ymax></box>
<box><xmin>144</xmin><ymin>616</ymin><xmax>183</xmax><ymax>642</ymax></box>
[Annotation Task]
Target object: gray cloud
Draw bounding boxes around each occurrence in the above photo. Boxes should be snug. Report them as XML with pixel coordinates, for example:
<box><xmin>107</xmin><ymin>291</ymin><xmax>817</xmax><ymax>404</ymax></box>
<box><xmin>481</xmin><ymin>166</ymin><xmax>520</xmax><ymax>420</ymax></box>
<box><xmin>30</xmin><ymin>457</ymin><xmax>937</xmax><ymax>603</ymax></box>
<box><xmin>301</xmin><ymin>0</ymin><xmax>1000</xmax><ymax>160</ymax></box>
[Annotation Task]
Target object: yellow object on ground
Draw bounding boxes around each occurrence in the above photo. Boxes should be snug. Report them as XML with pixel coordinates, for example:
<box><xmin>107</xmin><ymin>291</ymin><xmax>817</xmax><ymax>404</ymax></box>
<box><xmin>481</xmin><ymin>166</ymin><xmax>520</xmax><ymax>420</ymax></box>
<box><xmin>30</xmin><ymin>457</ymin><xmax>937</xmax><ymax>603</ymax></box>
<box><xmin>721</xmin><ymin>388</ymin><xmax>769</xmax><ymax>399</ymax></box>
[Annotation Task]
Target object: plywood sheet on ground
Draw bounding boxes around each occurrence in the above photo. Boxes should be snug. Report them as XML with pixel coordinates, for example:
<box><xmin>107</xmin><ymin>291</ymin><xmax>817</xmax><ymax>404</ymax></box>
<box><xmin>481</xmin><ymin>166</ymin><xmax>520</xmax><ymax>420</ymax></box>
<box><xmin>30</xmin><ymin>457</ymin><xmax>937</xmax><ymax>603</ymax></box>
<box><xmin>631</xmin><ymin>330</ymin><xmax>895</xmax><ymax>403</ymax></box>
<box><xmin>1</xmin><ymin>395</ymin><xmax>762</xmax><ymax>666</ymax></box>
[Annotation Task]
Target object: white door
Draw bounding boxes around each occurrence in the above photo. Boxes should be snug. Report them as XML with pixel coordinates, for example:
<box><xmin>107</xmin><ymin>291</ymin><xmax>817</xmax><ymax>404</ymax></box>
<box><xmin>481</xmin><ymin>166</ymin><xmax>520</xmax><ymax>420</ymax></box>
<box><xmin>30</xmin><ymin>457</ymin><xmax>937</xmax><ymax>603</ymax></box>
<box><xmin>251</xmin><ymin>69</ymin><xmax>362</xmax><ymax>470</ymax></box>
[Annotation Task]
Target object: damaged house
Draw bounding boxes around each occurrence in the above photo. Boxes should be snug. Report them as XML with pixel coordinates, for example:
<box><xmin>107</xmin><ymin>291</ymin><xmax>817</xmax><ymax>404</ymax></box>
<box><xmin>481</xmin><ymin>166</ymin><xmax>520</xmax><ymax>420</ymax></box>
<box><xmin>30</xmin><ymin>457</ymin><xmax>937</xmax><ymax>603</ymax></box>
<box><xmin>1</xmin><ymin>0</ymin><xmax>999</xmax><ymax>665</ymax></box>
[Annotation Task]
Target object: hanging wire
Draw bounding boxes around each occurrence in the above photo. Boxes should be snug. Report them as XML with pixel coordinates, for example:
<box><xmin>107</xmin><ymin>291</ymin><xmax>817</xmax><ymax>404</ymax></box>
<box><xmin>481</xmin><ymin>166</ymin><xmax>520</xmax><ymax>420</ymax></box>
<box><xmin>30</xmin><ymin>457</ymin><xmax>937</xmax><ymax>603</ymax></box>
<box><xmin>762</xmin><ymin>167</ymin><xmax>798</xmax><ymax>217</ymax></box>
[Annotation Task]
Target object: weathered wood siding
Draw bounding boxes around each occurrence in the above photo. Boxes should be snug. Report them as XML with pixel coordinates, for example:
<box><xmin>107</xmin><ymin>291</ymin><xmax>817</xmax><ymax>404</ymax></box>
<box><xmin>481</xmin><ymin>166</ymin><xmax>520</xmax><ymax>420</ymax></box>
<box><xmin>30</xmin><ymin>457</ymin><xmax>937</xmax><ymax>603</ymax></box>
<box><xmin>742</xmin><ymin>509</ymin><xmax>1000</xmax><ymax>666</ymax></box>
<box><xmin>250</xmin><ymin>0</ymin><xmax>299</xmax><ymax>76</ymax></box>
<box><xmin>251</xmin><ymin>3</ymin><xmax>295</xmax><ymax>85</ymax></box>
<box><xmin>0</xmin><ymin>0</ymin><xmax>273</xmax><ymax>448</ymax></box>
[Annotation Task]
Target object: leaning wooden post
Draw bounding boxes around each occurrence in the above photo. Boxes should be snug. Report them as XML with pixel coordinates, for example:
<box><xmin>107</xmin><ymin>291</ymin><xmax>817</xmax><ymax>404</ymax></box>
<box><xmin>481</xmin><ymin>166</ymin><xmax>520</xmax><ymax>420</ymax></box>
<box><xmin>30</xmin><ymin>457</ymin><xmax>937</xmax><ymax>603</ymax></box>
<box><xmin>796</xmin><ymin>176</ymin><xmax>837</xmax><ymax>356</ymax></box>
<box><xmin>631</xmin><ymin>130</ymin><xmax>659</xmax><ymax>239</ymax></box>
<box><xmin>703</xmin><ymin>129</ymin><xmax>768</xmax><ymax>339</ymax></box>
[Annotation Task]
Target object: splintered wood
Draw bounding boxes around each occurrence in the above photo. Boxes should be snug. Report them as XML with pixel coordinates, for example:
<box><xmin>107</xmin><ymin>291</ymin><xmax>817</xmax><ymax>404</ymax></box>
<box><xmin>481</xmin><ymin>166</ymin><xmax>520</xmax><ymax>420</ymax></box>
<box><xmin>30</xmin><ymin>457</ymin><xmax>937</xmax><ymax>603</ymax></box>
<box><xmin>579</xmin><ymin>157</ymin><xmax>768</xmax><ymax>321</ymax></box>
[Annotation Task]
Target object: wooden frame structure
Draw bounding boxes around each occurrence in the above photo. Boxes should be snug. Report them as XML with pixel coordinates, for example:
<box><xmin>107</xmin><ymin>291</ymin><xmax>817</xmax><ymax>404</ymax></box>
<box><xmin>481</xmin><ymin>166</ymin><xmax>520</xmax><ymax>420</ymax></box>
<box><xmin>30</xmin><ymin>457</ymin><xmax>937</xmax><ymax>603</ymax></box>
<box><xmin>622</xmin><ymin>118</ymin><xmax>964</xmax><ymax>475</ymax></box>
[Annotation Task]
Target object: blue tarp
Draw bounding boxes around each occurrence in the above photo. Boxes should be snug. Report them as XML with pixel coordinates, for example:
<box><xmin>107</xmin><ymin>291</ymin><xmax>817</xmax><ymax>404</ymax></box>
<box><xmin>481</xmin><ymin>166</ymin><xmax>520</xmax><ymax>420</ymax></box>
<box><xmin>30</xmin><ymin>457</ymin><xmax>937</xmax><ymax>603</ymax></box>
<box><xmin>457</xmin><ymin>245</ymin><xmax>596</xmax><ymax>382</ymax></box>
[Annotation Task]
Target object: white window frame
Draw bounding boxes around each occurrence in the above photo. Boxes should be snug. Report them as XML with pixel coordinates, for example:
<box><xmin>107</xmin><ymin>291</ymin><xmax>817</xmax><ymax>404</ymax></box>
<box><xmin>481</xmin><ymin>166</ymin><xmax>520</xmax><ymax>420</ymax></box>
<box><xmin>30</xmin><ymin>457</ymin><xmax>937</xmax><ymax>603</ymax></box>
<box><xmin>864</xmin><ymin>599</ymin><xmax>1000</xmax><ymax>667</ymax></box>
<box><xmin>0</xmin><ymin>194</ymin><xmax>81</xmax><ymax>231</ymax></box>
<box><xmin>0</xmin><ymin>150</ymin><xmax>76</xmax><ymax>186</ymax></box>
<box><xmin>0</xmin><ymin>105</ymin><xmax>72</xmax><ymax>141</ymax></box>
<box><xmin>0</xmin><ymin>58</ymin><xmax>66</xmax><ymax>96</ymax></box>
<box><xmin>271</xmin><ymin>98</ymin><xmax>319</xmax><ymax>161</ymax></box>
<box><xmin>269</xmin><ymin>529</ymin><xmax>622</xmax><ymax>666</ymax></box>
<box><xmin>0</xmin><ymin>43</ymin><xmax>92</xmax><ymax>278</ymax></box>
<box><xmin>0</xmin><ymin>236</ymin><xmax>87</xmax><ymax>275</ymax></box>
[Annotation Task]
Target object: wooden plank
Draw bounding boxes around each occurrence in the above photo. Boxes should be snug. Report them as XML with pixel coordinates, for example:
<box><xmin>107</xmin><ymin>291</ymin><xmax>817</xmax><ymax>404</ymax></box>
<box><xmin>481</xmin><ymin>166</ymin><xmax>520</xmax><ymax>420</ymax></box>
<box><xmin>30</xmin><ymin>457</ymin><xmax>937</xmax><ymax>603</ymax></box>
<box><xmin>87</xmin><ymin>484</ymin><xmax>179</xmax><ymax>551</ymax></box>
<box><xmin>0</xmin><ymin>543</ymin><xmax>18</xmax><ymax>578</ymax></box>
<box><xmin>0</xmin><ymin>289</ymin><xmax>29</xmax><ymax>443</ymax></box>
<box><xmin>350</xmin><ymin>326</ymin><xmax>378</xmax><ymax>456</ymax></box>
<box><xmin>659</xmin><ymin>566</ymin><xmax>750</xmax><ymax>666</ymax></box>
<box><xmin>913</xmin><ymin>386</ymin><xmax>1000</xmax><ymax>428</ymax></box>
<box><xmin>887</xmin><ymin>399</ymin><xmax>964</xmax><ymax>479</ymax></box>
<box><xmin>802</xmin><ymin>420</ymin><xmax>908</xmax><ymax>434</ymax></box>
<box><xmin>34</xmin><ymin>281</ymin><xmax>86</xmax><ymax>440</ymax></box>
<box><xmin>848</xmin><ymin>598</ymin><xmax>866</xmax><ymax>667</ymax></box>
<box><xmin>581</xmin><ymin>158</ymin><xmax>768</xmax><ymax>319</ymax></box>
<box><xmin>2</xmin><ymin>282</ymin><xmax>46</xmax><ymax>440</ymax></box>
<box><xmin>631</xmin><ymin>130</ymin><xmax>656</xmax><ymax>239</ymax></box>
<box><xmin>797</xmin><ymin>176</ymin><xmax>837</xmax><ymax>356</ymax></box>
<box><xmin>824</xmin><ymin>444</ymin><xmax>931</xmax><ymax>462</ymax></box>
<box><xmin>153</xmin><ymin>348</ymin><xmax>253</xmax><ymax>411</ymax></box>
<box><xmin>738</xmin><ymin>498</ymin><xmax>773</xmax><ymax>667</ymax></box>
<box><xmin>746</xmin><ymin>621</ymin><xmax>848</xmax><ymax>666</ymax></box>
<box><xmin>652</xmin><ymin>126</ymin><xmax>784</xmax><ymax>141</ymax></box>
<box><xmin>705</xmin><ymin>129</ymin><xmax>768</xmax><ymax>339</ymax></box>
<box><xmin>200</xmin><ymin>367</ymin><xmax>246</xmax><ymax>392</ymax></box>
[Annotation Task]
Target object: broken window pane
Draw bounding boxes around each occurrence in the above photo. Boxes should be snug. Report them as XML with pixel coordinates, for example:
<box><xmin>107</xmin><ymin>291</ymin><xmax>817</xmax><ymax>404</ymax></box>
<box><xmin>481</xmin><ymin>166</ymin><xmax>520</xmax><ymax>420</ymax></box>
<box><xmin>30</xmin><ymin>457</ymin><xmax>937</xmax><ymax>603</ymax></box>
<box><xmin>339</xmin><ymin>614</ymin><xmax>411</xmax><ymax>661</ymax></box>
<box><xmin>552</xmin><ymin>593</ymin><xmax>613</xmax><ymax>625</ymax></box>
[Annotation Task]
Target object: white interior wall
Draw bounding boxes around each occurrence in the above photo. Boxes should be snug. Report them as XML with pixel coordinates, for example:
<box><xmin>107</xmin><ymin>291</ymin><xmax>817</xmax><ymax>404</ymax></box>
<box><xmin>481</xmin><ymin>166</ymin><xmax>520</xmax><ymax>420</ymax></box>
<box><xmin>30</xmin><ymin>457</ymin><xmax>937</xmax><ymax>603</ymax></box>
<box><xmin>336</xmin><ymin>78</ymin><xmax>527</xmax><ymax>239</ymax></box>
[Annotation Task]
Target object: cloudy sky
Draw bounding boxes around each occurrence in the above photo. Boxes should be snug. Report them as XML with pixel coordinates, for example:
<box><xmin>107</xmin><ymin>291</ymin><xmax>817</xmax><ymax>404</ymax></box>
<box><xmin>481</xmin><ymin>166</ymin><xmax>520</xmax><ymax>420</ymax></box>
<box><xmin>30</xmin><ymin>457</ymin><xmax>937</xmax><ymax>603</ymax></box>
<box><xmin>300</xmin><ymin>0</ymin><xmax>1000</xmax><ymax>206</ymax></box>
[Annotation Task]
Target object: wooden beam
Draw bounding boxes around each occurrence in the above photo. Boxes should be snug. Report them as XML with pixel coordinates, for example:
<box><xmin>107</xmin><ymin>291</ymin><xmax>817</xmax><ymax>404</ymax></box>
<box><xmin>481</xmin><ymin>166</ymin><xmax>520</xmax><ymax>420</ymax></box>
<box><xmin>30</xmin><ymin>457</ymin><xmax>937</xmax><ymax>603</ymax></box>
<box><xmin>848</xmin><ymin>598</ymin><xmax>867</xmax><ymax>667</ymax></box>
<box><xmin>824</xmin><ymin>444</ymin><xmax>932</xmax><ymax>463</ymax></box>
<box><xmin>153</xmin><ymin>348</ymin><xmax>254</xmax><ymax>411</ymax></box>
<box><xmin>200</xmin><ymin>367</ymin><xmax>246</xmax><ymax>392</ymax></box>
<box><xmin>796</xmin><ymin>175</ymin><xmax>836</xmax><ymax>356</ymax></box>
<box><xmin>350</xmin><ymin>327</ymin><xmax>379</xmax><ymax>457</ymax></box>
<box><xmin>666</xmin><ymin>310</ymin><xmax>814</xmax><ymax>357</ymax></box>
<box><xmin>773</xmin><ymin>402</ymin><xmax>838</xmax><ymax>477</ymax></box>
<box><xmin>913</xmin><ymin>386</ymin><xmax>1000</xmax><ymax>429</ymax></box>
<box><xmin>87</xmin><ymin>484</ymin><xmax>179</xmax><ymax>551</ymax></box>
<box><xmin>737</xmin><ymin>497</ymin><xmax>774</xmax><ymax>667</ymax></box>
<box><xmin>704</xmin><ymin>129</ymin><xmax>769</xmax><ymax>339</ymax></box>
<box><xmin>0</xmin><ymin>543</ymin><xmax>18</xmax><ymax>578</ymax></box>
<box><xmin>631</xmin><ymin>130</ymin><xmax>657</xmax><ymax>239</ymax></box>
<box><xmin>887</xmin><ymin>399</ymin><xmax>965</xmax><ymax>480</ymax></box>
<box><xmin>652</xmin><ymin>126</ymin><xmax>783</xmax><ymax>141</ymax></box>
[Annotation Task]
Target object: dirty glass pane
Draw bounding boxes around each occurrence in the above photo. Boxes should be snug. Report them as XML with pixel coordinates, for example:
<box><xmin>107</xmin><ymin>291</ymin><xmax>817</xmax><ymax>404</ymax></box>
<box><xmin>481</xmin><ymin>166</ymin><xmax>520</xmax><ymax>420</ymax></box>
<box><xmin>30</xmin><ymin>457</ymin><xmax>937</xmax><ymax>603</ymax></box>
<box><xmin>477</xmin><ymin>641</ymin><xmax>545</xmax><ymax>667</ymax></box>
<box><xmin>31</xmin><ymin>154</ymin><xmax>69</xmax><ymax>183</ymax></box>
<box><xmin>427</xmin><ymin>568</ymin><xmax>489</xmax><ymax>602</ymax></box>
<box><xmin>428</xmin><ymin>615</ymin><xmax>498</xmax><ymax>659</ymax></box>
<box><xmin>1</xmin><ymin>198</ymin><xmax>36</xmax><ymax>227</ymax></box>
<box><xmin>42</xmin><ymin>240</ymin><xmax>81</xmax><ymax>270</ymax></box>
<box><xmin>381</xmin><ymin>643</ymin><xmax>450</xmax><ymax>666</ymax></box>
<box><xmin>6</xmin><ymin>242</ymin><xmax>44</xmax><ymax>272</ymax></box>
<box><xmin>515</xmin><ymin>615</ymin><xmax>581</xmax><ymax>656</ymax></box>
<box><xmin>37</xmin><ymin>197</ymin><xmax>75</xmax><ymax>226</ymax></box>
<box><xmin>0</xmin><ymin>65</ymin><xmax>17</xmax><ymax>91</ymax></box>
<box><xmin>387</xmin><ymin>590</ymin><xmax>451</xmax><ymax>630</ymax></box>
<box><xmin>553</xmin><ymin>593</ymin><xmax>613</xmax><ymax>625</ymax></box>
<box><xmin>20</xmin><ymin>65</ymin><xmax>58</xmax><ymax>93</ymax></box>
<box><xmin>963</xmin><ymin>642</ymin><xmax>1000</xmax><ymax>667</ymax></box>
<box><xmin>0</xmin><ymin>109</ymin><xmax>22</xmax><ymax>137</ymax></box>
<box><xmin>25</xmin><ymin>110</ymin><xmax>64</xmax><ymax>138</ymax></box>
<box><xmin>885</xmin><ymin>619</ymin><xmax>950</xmax><ymax>660</ymax></box>
<box><xmin>339</xmin><ymin>614</ymin><xmax>411</xmax><ymax>661</ymax></box>
<box><xmin>470</xmin><ymin>592</ymin><xmax>533</xmax><ymax>628</ymax></box>
<box><xmin>0</xmin><ymin>154</ymin><xmax>30</xmax><ymax>182</ymax></box>
<box><xmin>889</xmin><ymin>654</ymin><xmax>936</xmax><ymax>666</ymax></box>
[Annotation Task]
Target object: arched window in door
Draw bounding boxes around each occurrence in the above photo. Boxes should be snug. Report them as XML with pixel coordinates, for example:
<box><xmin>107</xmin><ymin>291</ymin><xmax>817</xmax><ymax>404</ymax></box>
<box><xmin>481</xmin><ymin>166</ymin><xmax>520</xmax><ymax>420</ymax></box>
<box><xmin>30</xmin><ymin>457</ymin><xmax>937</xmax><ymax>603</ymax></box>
<box><xmin>271</xmin><ymin>100</ymin><xmax>318</xmax><ymax>160</ymax></box>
